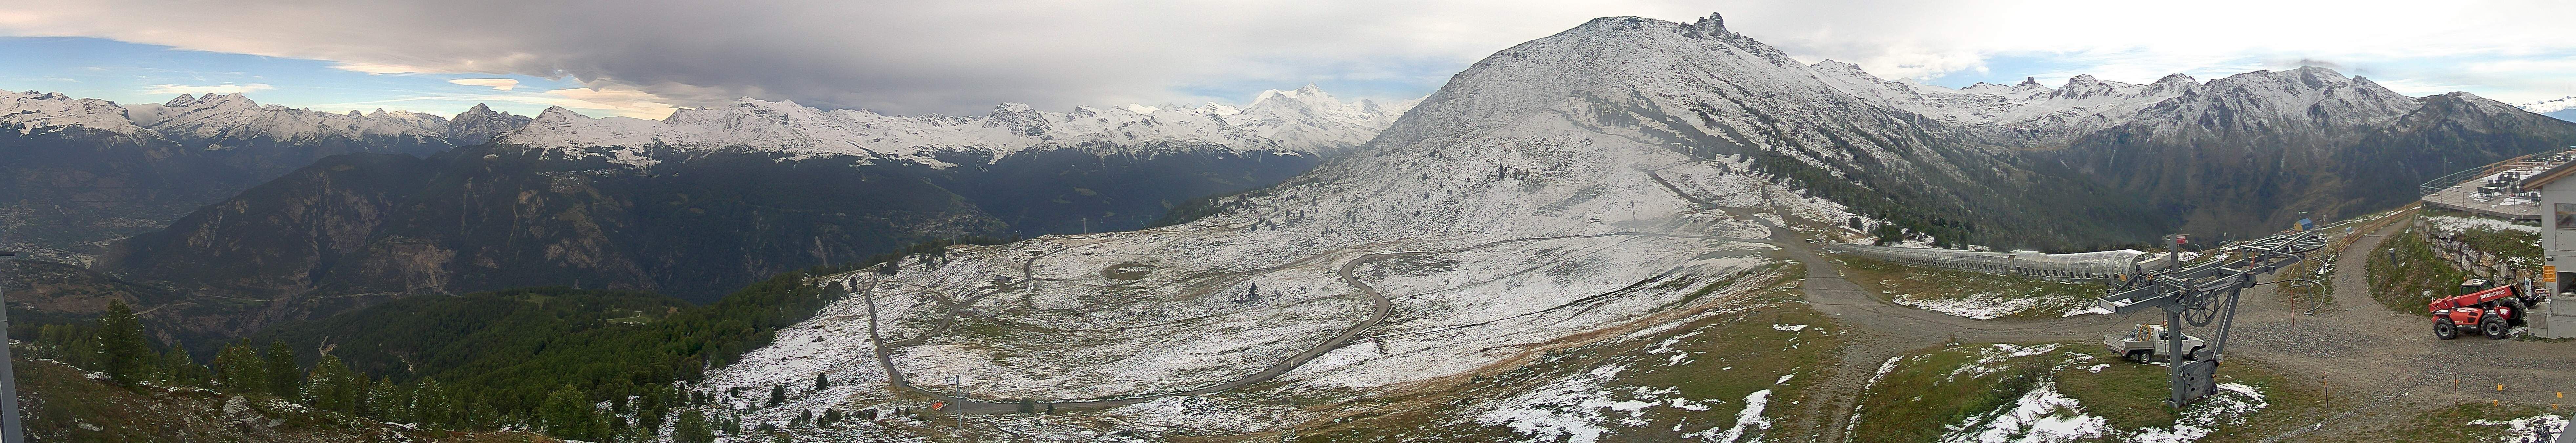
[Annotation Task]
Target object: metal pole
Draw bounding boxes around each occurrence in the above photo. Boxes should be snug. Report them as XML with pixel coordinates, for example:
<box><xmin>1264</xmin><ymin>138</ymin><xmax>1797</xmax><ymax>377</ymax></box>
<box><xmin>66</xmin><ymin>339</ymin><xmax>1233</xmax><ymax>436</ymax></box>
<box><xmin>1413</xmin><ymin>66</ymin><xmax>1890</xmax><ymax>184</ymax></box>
<box><xmin>2164</xmin><ymin>307</ymin><xmax>2186</xmax><ymax>407</ymax></box>
<box><xmin>0</xmin><ymin>250</ymin><xmax>24</xmax><ymax>443</ymax></box>
<box><xmin>2209</xmin><ymin>284</ymin><xmax>2245</xmax><ymax>358</ymax></box>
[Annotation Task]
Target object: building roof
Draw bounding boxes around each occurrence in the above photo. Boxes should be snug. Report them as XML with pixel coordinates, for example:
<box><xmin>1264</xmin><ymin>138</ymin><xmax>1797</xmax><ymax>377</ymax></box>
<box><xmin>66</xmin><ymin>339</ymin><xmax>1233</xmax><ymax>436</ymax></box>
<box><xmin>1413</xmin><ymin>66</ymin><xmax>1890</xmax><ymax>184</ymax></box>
<box><xmin>2523</xmin><ymin>158</ymin><xmax>2576</xmax><ymax>189</ymax></box>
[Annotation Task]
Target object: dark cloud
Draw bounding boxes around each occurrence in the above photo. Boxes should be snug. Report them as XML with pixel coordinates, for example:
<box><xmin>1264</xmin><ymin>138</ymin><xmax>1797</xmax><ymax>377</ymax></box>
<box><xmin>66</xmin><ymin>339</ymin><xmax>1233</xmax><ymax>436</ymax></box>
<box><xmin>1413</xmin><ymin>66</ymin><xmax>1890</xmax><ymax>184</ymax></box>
<box><xmin>2</xmin><ymin>0</ymin><xmax>1716</xmax><ymax>114</ymax></box>
<box><xmin>6</xmin><ymin>0</ymin><xmax>2570</xmax><ymax>114</ymax></box>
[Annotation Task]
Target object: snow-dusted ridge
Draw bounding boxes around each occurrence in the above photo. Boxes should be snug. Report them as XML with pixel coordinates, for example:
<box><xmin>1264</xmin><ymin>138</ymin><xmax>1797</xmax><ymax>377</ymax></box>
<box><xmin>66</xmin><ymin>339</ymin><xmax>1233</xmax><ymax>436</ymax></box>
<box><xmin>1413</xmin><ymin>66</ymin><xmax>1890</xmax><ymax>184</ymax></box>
<box><xmin>1</xmin><ymin>90</ymin><xmax>530</xmax><ymax>145</ymax></box>
<box><xmin>691</xmin><ymin>16</ymin><xmax>2576</xmax><ymax>439</ymax></box>
<box><xmin>495</xmin><ymin>84</ymin><xmax>1416</xmax><ymax>167</ymax></box>
<box><xmin>0</xmin><ymin>90</ymin><xmax>146</xmax><ymax>136</ymax></box>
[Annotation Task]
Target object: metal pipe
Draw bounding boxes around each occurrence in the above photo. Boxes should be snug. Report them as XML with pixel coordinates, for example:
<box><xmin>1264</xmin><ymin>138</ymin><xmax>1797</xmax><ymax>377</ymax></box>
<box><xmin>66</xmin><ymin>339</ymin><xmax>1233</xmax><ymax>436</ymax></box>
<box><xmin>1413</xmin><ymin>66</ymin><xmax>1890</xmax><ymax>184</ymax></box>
<box><xmin>2210</xmin><ymin>284</ymin><xmax>2244</xmax><ymax>359</ymax></box>
<box><xmin>2164</xmin><ymin>307</ymin><xmax>2187</xmax><ymax>407</ymax></box>
<box><xmin>0</xmin><ymin>249</ymin><xmax>23</xmax><ymax>443</ymax></box>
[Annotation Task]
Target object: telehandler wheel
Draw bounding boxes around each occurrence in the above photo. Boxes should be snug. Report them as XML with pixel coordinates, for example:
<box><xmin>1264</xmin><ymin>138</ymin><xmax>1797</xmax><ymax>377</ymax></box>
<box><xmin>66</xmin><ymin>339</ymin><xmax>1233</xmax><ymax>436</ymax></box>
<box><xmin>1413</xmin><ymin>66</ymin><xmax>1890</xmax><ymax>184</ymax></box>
<box><xmin>2481</xmin><ymin>315</ymin><xmax>2510</xmax><ymax>340</ymax></box>
<box><xmin>2435</xmin><ymin>318</ymin><xmax>2458</xmax><ymax>340</ymax></box>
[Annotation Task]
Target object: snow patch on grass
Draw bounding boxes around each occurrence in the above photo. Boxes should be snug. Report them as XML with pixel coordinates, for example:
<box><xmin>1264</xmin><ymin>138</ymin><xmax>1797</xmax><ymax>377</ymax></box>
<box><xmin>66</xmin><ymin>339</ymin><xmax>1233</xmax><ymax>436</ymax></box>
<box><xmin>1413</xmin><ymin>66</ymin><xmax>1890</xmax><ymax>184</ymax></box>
<box><xmin>1949</xmin><ymin>344</ymin><xmax>2060</xmax><ymax>379</ymax></box>
<box><xmin>1685</xmin><ymin>389</ymin><xmax>1773</xmax><ymax>442</ymax></box>
<box><xmin>2427</xmin><ymin>215</ymin><xmax>2542</xmax><ymax>236</ymax></box>
<box><xmin>2467</xmin><ymin>413</ymin><xmax>2566</xmax><ymax>443</ymax></box>
<box><xmin>2127</xmin><ymin>382</ymin><xmax>2268</xmax><ymax>443</ymax></box>
<box><xmin>1893</xmin><ymin>292</ymin><xmax>2044</xmax><ymax>320</ymax></box>
<box><xmin>2061</xmin><ymin>306</ymin><xmax>2111</xmax><ymax>317</ymax></box>
<box><xmin>1472</xmin><ymin>364</ymin><xmax>1728</xmax><ymax>443</ymax></box>
<box><xmin>1771</xmin><ymin>324</ymin><xmax>1809</xmax><ymax>331</ymax></box>
<box><xmin>1937</xmin><ymin>381</ymin><xmax>2109</xmax><ymax>443</ymax></box>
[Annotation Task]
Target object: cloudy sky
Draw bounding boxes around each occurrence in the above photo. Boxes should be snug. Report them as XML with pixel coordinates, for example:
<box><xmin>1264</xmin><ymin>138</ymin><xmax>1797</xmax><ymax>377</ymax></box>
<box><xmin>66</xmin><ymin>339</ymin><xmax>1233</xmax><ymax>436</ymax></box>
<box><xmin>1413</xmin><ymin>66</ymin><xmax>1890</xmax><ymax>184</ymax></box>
<box><xmin>2</xmin><ymin>0</ymin><xmax>2570</xmax><ymax>119</ymax></box>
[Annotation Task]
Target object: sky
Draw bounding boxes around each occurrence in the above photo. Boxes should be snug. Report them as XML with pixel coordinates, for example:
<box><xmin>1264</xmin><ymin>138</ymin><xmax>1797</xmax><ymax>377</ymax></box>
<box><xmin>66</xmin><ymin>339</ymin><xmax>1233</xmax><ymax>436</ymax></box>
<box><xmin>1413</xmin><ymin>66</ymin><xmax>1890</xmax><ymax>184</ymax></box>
<box><xmin>2</xmin><ymin>0</ymin><xmax>2571</xmax><ymax>120</ymax></box>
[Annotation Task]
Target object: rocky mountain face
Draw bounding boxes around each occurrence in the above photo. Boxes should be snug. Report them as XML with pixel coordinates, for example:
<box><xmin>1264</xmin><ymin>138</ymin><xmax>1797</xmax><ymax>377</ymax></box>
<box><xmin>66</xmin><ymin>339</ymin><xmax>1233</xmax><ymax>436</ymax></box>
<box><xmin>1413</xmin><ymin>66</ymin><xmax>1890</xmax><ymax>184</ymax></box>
<box><xmin>0</xmin><ymin>91</ymin><xmax>531</xmax><ymax>261</ymax></box>
<box><xmin>1371</xmin><ymin>14</ymin><xmax>2173</xmax><ymax>249</ymax></box>
<box><xmin>96</xmin><ymin>87</ymin><xmax>1404</xmax><ymax>333</ymax></box>
<box><xmin>445</xmin><ymin>103</ymin><xmax>536</xmax><ymax>145</ymax></box>
<box><xmin>2057</xmin><ymin>71</ymin><xmax>2576</xmax><ymax>238</ymax></box>
<box><xmin>1800</xmin><ymin>52</ymin><xmax>2576</xmax><ymax>242</ymax></box>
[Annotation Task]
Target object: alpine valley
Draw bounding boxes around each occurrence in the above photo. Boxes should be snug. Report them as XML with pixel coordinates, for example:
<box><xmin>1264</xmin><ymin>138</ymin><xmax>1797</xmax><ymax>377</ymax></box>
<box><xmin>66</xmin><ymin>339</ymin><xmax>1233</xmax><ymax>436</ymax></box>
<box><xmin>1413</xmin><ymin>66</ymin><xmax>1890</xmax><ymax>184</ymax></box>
<box><xmin>8</xmin><ymin>10</ymin><xmax>2576</xmax><ymax>443</ymax></box>
<box><xmin>13</xmin><ymin>84</ymin><xmax>1411</xmax><ymax>337</ymax></box>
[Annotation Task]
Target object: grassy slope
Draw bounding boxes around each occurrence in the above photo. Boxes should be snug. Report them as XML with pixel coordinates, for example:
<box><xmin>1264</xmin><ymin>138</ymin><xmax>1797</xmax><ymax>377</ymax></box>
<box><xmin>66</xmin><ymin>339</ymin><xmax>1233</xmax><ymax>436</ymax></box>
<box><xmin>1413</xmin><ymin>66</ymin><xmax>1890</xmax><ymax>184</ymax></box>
<box><xmin>1830</xmin><ymin>253</ymin><xmax>2106</xmax><ymax>319</ymax></box>
<box><xmin>1200</xmin><ymin>267</ymin><xmax>1847</xmax><ymax>442</ymax></box>
<box><xmin>1850</xmin><ymin>341</ymin><xmax>2329</xmax><ymax>442</ymax></box>
<box><xmin>2372</xmin><ymin>208</ymin><xmax>2545</xmax><ymax>315</ymax></box>
<box><xmin>2349</xmin><ymin>401</ymin><xmax>2562</xmax><ymax>443</ymax></box>
<box><xmin>11</xmin><ymin>354</ymin><xmax>555</xmax><ymax>442</ymax></box>
<box><xmin>2368</xmin><ymin>227</ymin><xmax>2471</xmax><ymax>315</ymax></box>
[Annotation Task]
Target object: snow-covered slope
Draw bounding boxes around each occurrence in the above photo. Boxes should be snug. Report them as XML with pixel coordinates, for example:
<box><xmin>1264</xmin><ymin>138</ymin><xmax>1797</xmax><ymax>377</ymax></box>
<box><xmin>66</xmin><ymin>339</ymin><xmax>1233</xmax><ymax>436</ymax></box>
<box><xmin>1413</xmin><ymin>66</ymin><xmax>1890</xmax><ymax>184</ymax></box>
<box><xmin>701</xmin><ymin>13</ymin><xmax>1880</xmax><ymax>432</ymax></box>
<box><xmin>497</xmin><ymin>85</ymin><xmax>1413</xmax><ymax>167</ymax></box>
<box><xmin>1</xmin><ymin>90</ymin><xmax>533</xmax><ymax>148</ymax></box>
<box><xmin>0</xmin><ymin>90</ymin><xmax>148</xmax><ymax>136</ymax></box>
<box><xmin>696</xmin><ymin>17</ymin><xmax>2576</xmax><ymax>440</ymax></box>
<box><xmin>1812</xmin><ymin>66</ymin><xmax>2200</xmax><ymax>145</ymax></box>
<box><xmin>124</xmin><ymin>93</ymin><xmax>456</xmax><ymax>146</ymax></box>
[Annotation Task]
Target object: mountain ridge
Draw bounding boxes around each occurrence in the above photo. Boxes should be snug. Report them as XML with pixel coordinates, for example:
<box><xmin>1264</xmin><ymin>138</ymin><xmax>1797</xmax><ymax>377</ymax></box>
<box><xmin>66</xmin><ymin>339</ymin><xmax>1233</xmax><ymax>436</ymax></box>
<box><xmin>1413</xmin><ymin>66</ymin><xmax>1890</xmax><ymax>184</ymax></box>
<box><xmin>497</xmin><ymin>84</ymin><xmax>1413</xmax><ymax>168</ymax></box>
<box><xmin>691</xmin><ymin>18</ymin><xmax>2576</xmax><ymax>438</ymax></box>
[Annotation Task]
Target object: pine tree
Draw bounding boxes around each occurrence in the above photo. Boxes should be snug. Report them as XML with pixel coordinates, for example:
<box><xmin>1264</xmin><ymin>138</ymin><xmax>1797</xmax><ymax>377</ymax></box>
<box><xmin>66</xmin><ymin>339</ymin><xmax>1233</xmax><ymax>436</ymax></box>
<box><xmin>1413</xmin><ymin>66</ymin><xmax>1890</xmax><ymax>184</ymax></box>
<box><xmin>767</xmin><ymin>385</ymin><xmax>785</xmax><ymax>407</ymax></box>
<box><xmin>821</xmin><ymin>408</ymin><xmax>840</xmax><ymax>425</ymax></box>
<box><xmin>159</xmin><ymin>347</ymin><xmax>209</xmax><ymax>387</ymax></box>
<box><xmin>33</xmin><ymin>324</ymin><xmax>98</xmax><ymax>368</ymax></box>
<box><xmin>466</xmin><ymin>395</ymin><xmax>503</xmax><ymax>431</ymax></box>
<box><xmin>813</xmin><ymin>372</ymin><xmax>830</xmax><ymax>390</ymax></box>
<box><xmin>213</xmin><ymin>340</ymin><xmax>268</xmax><ymax>394</ymax></box>
<box><xmin>539</xmin><ymin>385</ymin><xmax>605</xmax><ymax>440</ymax></box>
<box><xmin>304</xmin><ymin>354</ymin><xmax>363</xmax><ymax>412</ymax></box>
<box><xmin>264</xmin><ymin>341</ymin><xmax>301</xmax><ymax>397</ymax></box>
<box><xmin>365</xmin><ymin>377</ymin><xmax>403</xmax><ymax>421</ymax></box>
<box><xmin>91</xmin><ymin>300</ymin><xmax>157</xmax><ymax>386</ymax></box>
<box><xmin>637</xmin><ymin>385</ymin><xmax>670</xmax><ymax>431</ymax></box>
<box><xmin>412</xmin><ymin>378</ymin><xmax>452</xmax><ymax>428</ymax></box>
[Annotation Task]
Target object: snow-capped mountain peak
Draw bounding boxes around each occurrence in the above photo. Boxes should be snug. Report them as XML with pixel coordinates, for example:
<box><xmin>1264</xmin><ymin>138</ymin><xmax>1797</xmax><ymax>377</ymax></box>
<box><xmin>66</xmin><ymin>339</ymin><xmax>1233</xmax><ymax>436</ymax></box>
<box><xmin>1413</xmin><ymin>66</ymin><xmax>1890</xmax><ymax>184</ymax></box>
<box><xmin>121</xmin><ymin>91</ymin><xmax>453</xmax><ymax>145</ymax></box>
<box><xmin>2</xmin><ymin>89</ymin><xmax>530</xmax><ymax>147</ymax></box>
<box><xmin>1</xmin><ymin>90</ymin><xmax>147</xmax><ymax>135</ymax></box>
<box><xmin>494</xmin><ymin>86</ymin><xmax>1418</xmax><ymax>166</ymax></box>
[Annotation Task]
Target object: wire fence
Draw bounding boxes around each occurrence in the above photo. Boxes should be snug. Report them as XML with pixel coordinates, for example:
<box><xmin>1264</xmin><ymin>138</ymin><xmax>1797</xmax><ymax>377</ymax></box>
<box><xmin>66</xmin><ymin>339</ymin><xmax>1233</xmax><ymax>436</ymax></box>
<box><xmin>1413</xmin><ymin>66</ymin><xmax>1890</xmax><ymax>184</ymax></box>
<box><xmin>1824</xmin><ymin>243</ymin><xmax>2161</xmax><ymax>281</ymax></box>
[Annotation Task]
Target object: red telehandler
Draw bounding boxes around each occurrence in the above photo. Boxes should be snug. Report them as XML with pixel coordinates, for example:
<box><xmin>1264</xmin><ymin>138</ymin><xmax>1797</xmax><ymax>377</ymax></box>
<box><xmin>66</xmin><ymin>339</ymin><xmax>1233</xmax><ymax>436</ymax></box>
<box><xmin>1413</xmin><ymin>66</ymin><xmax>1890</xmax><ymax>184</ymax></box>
<box><xmin>2432</xmin><ymin>279</ymin><xmax>2543</xmax><ymax>340</ymax></box>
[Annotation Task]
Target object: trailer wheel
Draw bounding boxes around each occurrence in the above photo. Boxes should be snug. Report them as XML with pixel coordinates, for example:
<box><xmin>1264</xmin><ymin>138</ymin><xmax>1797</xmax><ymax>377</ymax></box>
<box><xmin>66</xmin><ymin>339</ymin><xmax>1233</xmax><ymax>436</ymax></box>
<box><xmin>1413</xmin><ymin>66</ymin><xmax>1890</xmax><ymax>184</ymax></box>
<box><xmin>2480</xmin><ymin>315</ymin><xmax>2510</xmax><ymax>340</ymax></box>
<box><xmin>2126</xmin><ymin>349</ymin><xmax>2150</xmax><ymax>362</ymax></box>
<box><xmin>2435</xmin><ymin>318</ymin><xmax>2459</xmax><ymax>340</ymax></box>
